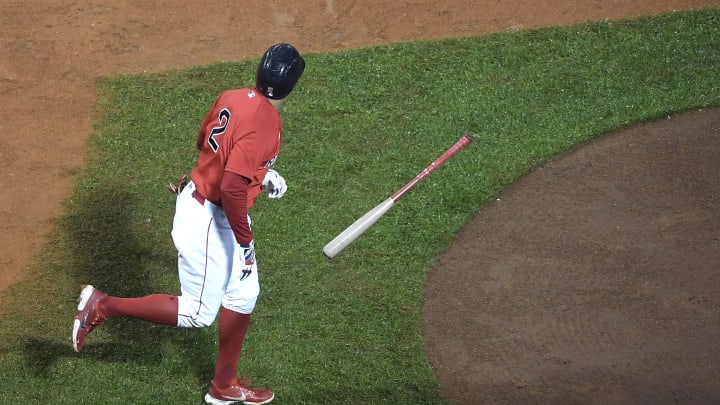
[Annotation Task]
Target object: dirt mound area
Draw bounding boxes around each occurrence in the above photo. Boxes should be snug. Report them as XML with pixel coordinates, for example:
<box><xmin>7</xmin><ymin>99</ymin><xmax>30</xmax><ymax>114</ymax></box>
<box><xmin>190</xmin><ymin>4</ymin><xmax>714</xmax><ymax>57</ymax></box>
<box><xmin>423</xmin><ymin>108</ymin><xmax>720</xmax><ymax>403</ymax></box>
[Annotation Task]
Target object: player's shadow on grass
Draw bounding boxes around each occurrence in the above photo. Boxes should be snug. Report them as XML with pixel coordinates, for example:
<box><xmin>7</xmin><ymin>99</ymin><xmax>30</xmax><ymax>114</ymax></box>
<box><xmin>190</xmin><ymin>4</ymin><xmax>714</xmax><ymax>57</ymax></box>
<box><xmin>57</xmin><ymin>183</ymin><xmax>215</xmax><ymax>383</ymax></box>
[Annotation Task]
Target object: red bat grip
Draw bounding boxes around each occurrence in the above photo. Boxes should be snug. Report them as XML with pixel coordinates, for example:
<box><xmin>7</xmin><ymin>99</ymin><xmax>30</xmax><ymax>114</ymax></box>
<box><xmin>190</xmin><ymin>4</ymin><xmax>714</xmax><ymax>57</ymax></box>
<box><xmin>390</xmin><ymin>134</ymin><xmax>472</xmax><ymax>202</ymax></box>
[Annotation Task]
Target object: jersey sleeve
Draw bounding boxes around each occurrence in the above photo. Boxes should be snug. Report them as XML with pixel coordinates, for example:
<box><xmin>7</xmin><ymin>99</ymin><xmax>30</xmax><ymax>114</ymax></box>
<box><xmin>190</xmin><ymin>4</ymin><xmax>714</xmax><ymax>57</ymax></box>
<box><xmin>220</xmin><ymin>172</ymin><xmax>253</xmax><ymax>245</ymax></box>
<box><xmin>224</xmin><ymin>108</ymin><xmax>281</xmax><ymax>204</ymax></box>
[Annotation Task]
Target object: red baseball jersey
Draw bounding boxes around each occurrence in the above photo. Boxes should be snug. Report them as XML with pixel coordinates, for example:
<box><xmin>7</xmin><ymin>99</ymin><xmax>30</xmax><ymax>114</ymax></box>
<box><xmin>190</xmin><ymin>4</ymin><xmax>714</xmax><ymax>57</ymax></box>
<box><xmin>191</xmin><ymin>88</ymin><xmax>282</xmax><ymax>208</ymax></box>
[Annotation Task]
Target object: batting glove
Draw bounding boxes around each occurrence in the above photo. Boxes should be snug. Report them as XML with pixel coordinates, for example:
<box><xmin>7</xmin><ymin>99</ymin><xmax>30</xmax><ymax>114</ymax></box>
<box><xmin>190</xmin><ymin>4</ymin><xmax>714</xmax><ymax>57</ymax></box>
<box><xmin>168</xmin><ymin>174</ymin><xmax>188</xmax><ymax>194</ymax></box>
<box><xmin>262</xmin><ymin>169</ymin><xmax>287</xmax><ymax>199</ymax></box>
<box><xmin>239</xmin><ymin>241</ymin><xmax>256</xmax><ymax>279</ymax></box>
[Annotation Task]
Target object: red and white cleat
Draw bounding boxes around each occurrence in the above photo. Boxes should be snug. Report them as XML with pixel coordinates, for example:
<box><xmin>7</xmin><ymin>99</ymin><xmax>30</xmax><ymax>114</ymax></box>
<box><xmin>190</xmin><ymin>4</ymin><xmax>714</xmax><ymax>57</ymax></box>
<box><xmin>204</xmin><ymin>376</ymin><xmax>274</xmax><ymax>405</ymax></box>
<box><xmin>72</xmin><ymin>285</ymin><xmax>108</xmax><ymax>352</ymax></box>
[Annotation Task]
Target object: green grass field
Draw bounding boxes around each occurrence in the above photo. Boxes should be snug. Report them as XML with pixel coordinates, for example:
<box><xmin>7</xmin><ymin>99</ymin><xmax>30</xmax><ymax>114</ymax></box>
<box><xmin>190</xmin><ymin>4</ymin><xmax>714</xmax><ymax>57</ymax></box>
<box><xmin>1</xmin><ymin>9</ymin><xmax>718</xmax><ymax>404</ymax></box>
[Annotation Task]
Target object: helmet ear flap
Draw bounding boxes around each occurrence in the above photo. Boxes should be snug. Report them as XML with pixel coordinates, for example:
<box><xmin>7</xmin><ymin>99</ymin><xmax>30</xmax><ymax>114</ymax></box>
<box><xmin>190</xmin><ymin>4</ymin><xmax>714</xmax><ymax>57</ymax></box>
<box><xmin>256</xmin><ymin>44</ymin><xmax>305</xmax><ymax>100</ymax></box>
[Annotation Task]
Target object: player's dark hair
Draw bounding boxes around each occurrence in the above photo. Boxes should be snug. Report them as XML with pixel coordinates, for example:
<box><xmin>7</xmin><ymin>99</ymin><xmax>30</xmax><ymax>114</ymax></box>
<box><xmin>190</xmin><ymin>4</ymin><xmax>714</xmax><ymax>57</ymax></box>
<box><xmin>255</xmin><ymin>43</ymin><xmax>305</xmax><ymax>100</ymax></box>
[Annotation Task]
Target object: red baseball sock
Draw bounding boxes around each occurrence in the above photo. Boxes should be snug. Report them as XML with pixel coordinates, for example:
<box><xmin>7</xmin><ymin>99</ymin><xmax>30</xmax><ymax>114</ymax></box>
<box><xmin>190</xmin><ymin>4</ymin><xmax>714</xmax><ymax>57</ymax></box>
<box><xmin>213</xmin><ymin>307</ymin><xmax>251</xmax><ymax>387</ymax></box>
<box><xmin>101</xmin><ymin>294</ymin><xmax>178</xmax><ymax>325</ymax></box>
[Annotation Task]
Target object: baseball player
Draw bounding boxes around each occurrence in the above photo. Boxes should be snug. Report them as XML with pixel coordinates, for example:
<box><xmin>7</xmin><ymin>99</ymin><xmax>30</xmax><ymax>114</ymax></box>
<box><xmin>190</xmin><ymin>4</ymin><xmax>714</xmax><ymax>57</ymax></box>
<box><xmin>72</xmin><ymin>43</ymin><xmax>305</xmax><ymax>405</ymax></box>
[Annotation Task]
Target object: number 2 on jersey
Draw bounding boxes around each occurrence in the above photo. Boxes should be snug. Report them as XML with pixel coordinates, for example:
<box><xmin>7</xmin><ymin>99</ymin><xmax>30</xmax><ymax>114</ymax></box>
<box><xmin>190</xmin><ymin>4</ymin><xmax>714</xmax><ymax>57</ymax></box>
<box><xmin>208</xmin><ymin>108</ymin><xmax>231</xmax><ymax>152</ymax></box>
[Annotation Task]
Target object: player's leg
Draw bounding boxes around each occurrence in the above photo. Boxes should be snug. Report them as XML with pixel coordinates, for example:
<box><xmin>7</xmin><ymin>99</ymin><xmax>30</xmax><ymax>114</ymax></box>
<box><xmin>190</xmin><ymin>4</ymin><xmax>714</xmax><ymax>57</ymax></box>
<box><xmin>72</xmin><ymin>285</ymin><xmax>180</xmax><ymax>353</ymax></box>
<box><xmin>205</xmin><ymin>227</ymin><xmax>273</xmax><ymax>405</ymax></box>
<box><xmin>212</xmin><ymin>244</ymin><xmax>259</xmax><ymax>385</ymax></box>
<box><xmin>72</xmin><ymin>182</ymin><xmax>230</xmax><ymax>352</ymax></box>
<box><xmin>173</xmin><ymin>181</ymin><xmax>235</xmax><ymax>328</ymax></box>
<box><xmin>101</xmin><ymin>294</ymin><xmax>179</xmax><ymax>323</ymax></box>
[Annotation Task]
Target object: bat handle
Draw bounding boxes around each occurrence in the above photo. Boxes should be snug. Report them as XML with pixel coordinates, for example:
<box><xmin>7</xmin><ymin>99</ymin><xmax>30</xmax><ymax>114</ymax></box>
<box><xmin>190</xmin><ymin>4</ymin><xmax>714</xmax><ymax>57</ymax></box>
<box><xmin>391</xmin><ymin>134</ymin><xmax>472</xmax><ymax>202</ymax></box>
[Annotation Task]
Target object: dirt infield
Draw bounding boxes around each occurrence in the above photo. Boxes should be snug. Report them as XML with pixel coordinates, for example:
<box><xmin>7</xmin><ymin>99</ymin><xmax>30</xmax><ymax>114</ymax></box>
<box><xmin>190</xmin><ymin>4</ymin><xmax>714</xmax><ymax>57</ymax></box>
<box><xmin>1</xmin><ymin>1</ymin><xmax>718</xmax><ymax>403</ymax></box>
<box><xmin>423</xmin><ymin>108</ymin><xmax>720</xmax><ymax>403</ymax></box>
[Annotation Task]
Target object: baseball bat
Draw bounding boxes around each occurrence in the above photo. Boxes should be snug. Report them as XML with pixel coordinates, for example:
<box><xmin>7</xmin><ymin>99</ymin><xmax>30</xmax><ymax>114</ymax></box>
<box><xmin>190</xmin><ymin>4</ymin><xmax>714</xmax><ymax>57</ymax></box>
<box><xmin>323</xmin><ymin>134</ymin><xmax>472</xmax><ymax>258</ymax></box>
